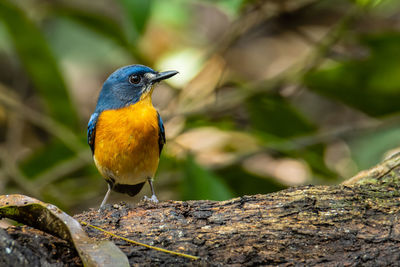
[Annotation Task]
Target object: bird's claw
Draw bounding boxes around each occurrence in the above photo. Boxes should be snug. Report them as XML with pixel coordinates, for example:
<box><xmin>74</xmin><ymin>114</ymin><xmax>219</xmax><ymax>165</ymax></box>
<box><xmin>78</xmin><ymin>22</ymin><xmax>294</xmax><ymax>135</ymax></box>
<box><xmin>143</xmin><ymin>195</ymin><xmax>159</xmax><ymax>203</ymax></box>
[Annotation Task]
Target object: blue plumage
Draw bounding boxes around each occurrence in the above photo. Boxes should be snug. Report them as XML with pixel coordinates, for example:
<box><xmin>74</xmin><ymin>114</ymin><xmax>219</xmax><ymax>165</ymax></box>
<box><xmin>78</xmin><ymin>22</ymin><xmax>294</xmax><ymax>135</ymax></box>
<box><xmin>94</xmin><ymin>65</ymin><xmax>157</xmax><ymax>114</ymax></box>
<box><xmin>87</xmin><ymin>112</ymin><xmax>99</xmax><ymax>153</ymax></box>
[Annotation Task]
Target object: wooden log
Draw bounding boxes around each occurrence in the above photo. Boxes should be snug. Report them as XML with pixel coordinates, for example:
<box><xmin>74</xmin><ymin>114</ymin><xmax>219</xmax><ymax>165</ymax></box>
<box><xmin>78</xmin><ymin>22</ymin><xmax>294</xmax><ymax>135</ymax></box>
<box><xmin>3</xmin><ymin>154</ymin><xmax>400</xmax><ymax>266</ymax></box>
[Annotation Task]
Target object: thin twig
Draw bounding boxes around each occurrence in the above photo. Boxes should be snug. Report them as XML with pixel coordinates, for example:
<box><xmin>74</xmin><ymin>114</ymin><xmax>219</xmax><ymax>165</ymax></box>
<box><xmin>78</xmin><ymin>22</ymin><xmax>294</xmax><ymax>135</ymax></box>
<box><xmin>80</xmin><ymin>221</ymin><xmax>200</xmax><ymax>260</ymax></box>
<box><xmin>0</xmin><ymin>147</ymin><xmax>40</xmax><ymax>197</ymax></box>
<box><xmin>165</xmin><ymin>4</ymin><xmax>360</xmax><ymax>121</ymax></box>
<box><xmin>0</xmin><ymin>83</ymin><xmax>84</xmax><ymax>153</ymax></box>
<box><xmin>34</xmin><ymin>150</ymin><xmax>92</xmax><ymax>190</ymax></box>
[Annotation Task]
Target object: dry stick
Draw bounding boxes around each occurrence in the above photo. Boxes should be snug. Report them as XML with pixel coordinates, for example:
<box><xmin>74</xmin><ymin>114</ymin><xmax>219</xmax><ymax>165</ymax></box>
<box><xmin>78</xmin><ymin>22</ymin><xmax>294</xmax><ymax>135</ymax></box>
<box><xmin>164</xmin><ymin>3</ymin><xmax>359</xmax><ymax>122</ymax></box>
<box><xmin>165</xmin><ymin>7</ymin><xmax>368</xmax><ymax>172</ymax></box>
<box><xmin>0</xmin><ymin>147</ymin><xmax>40</xmax><ymax>197</ymax></box>
<box><xmin>80</xmin><ymin>221</ymin><xmax>199</xmax><ymax>261</ymax></box>
<box><xmin>0</xmin><ymin>104</ymin><xmax>38</xmax><ymax>196</ymax></box>
<box><xmin>162</xmin><ymin>0</ymin><xmax>321</xmax><ymax>121</ymax></box>
<box><xmin>207</xmin><ymin>117</ymin><xmax>388</xmax><ymax>172</ymax></box>
<box><xmin>209</xmin><ymin>0</ymin><xmax>320</xmax><ymax>57</ymax></box>
<box><xmin>0</xmin><ymin>110</ymin><xmax>37</xmax><ymax>195</ymax></box>
<box><xmin>34</xmin><ymin>150</ymin><xmax>90</xmax><ymax>190</ymax></box>
<box><xmin>0</xmin><ymin>84</ymin><xmax>91</xmax><ymax>195</ymax></box>
<box><xmin>0</xmin><ymin>84</ymin><xmax>84</xmax><ymax>153</ymax></box>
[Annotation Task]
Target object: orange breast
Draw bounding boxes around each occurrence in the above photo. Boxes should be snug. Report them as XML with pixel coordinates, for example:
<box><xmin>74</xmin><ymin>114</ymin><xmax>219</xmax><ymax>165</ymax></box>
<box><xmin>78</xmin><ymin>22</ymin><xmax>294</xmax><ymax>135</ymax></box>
<box><xmin>93</xmin><ymin>97</ymin><xmax>160</xmax><ymax>185</ymax></box>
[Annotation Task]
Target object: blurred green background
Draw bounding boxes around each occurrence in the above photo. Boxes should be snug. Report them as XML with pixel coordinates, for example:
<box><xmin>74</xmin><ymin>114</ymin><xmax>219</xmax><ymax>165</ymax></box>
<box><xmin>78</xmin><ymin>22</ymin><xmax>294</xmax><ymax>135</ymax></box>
<box><xmin>0</xmin><ymin>0</ymin><xmax>399</xmax><ymax>213</ymax></box>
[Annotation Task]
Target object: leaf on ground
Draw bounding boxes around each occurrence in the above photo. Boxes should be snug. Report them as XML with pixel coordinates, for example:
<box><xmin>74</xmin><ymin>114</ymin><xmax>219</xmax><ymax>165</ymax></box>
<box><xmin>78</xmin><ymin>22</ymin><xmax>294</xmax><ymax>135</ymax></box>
<box><xmin>0</xmin><ymin>194</ymin><xmax>129</xmax><ymax>267</ymax></box>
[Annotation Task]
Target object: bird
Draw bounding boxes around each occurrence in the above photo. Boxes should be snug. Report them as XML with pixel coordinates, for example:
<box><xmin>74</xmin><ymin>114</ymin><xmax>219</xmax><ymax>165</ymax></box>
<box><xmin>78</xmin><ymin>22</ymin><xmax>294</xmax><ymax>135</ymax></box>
<box><xmin>87</xmin><ymin>64</ymin><xmax>178</xmax><ymax>210</ymax></box>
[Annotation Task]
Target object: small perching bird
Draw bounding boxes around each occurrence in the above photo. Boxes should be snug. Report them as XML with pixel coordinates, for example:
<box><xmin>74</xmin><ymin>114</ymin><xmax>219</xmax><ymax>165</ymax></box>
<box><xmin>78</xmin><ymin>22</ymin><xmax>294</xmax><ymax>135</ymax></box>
<box><xmin>87</xmin><ymin>65</ymin><xmax>178</xmax><ymax>209</ymax></box>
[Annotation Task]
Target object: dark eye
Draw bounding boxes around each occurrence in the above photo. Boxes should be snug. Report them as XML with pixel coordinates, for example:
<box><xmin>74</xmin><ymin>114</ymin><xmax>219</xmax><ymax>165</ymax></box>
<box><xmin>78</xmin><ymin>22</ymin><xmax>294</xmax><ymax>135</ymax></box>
<box><xmin>129</xmin><ymin>74</ymin><xmax>141</xmax><ymax>84</ymax></box>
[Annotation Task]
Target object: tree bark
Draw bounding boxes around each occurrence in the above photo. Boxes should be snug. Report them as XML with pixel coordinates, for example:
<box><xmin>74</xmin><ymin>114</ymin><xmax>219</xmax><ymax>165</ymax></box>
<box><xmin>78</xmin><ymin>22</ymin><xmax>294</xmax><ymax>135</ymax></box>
<box><xmin>3</xmin><ymin>154</ymin><xmax>400</xmax><ymax>266</ymax></box>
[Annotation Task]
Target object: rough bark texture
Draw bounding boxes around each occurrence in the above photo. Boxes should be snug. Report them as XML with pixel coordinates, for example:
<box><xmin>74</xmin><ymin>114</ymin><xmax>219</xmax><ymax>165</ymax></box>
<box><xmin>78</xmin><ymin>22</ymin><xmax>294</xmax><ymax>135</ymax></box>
<box><xmin>0</xmin><ymin>227</ymin><xmax>81</xmax><ymax>267</ymax></box>
<box><xmin>3</xmin><ymin>155</ymin><xmax>400</xmax><ymax>266</ymax></box>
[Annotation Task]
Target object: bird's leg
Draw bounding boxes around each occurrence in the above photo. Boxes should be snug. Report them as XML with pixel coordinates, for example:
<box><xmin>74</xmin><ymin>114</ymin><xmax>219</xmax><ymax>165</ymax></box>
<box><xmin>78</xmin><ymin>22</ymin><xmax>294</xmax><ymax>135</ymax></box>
<box><xmin>143</xmin><ymin>177</ymin><xmax>159</xmax><ymax>203</ymax></box>
<box><xmin>98</xmin><ymin>183</ymin><xmax>112</xmax><ymax>211</ymax></box>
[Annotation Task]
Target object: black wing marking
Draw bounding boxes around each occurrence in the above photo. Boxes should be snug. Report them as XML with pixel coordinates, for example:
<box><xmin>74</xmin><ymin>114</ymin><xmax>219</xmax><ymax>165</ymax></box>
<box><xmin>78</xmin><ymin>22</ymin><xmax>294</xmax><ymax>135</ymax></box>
<box><xmin>87</xmin><ymin>112</ymin><xmax>99</xmax><ymax>154</ymax></box>
<box><xmin>157</xmin><ymin>112</ymin><xmax>166</xmax><ymax>155</ymax></box>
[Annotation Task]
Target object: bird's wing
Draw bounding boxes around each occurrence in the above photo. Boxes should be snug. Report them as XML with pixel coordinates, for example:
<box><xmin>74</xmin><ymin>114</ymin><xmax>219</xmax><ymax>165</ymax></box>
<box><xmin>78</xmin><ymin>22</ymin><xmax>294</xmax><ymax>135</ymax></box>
<box><xmin>157</xmin><ymin>112</ymin><xmax>166</xmax><ymax>155</ymax></box>
<box><xmin>87</xmin><ymin>112</ymin><xmax>99</xmax><ymax>154</ymax></box>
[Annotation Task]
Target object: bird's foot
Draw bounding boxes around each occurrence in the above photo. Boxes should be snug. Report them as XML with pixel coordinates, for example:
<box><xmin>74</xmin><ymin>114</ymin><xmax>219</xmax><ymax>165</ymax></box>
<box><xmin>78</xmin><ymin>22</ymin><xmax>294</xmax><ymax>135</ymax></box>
<box><xmin>143</xmin><ymin>194</ymin><xmax>159</xmax><ymax>203</ymax></box>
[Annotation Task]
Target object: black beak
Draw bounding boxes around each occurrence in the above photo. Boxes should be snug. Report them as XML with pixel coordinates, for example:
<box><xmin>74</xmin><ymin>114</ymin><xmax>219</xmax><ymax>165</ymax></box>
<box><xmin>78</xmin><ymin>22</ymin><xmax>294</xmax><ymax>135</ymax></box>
<box><xmin>151</xmin><ymin>70</ymin><xmax>179</xmax><ymax>83</ymax></box>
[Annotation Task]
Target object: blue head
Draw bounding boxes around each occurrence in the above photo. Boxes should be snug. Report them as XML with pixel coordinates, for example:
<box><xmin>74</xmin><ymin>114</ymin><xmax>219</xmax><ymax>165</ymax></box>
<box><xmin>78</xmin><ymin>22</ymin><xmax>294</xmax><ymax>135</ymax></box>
<box><xmin>94</xmin><ymin>64</ymin><xmax>178</xmax><ymax>113</ymax></box>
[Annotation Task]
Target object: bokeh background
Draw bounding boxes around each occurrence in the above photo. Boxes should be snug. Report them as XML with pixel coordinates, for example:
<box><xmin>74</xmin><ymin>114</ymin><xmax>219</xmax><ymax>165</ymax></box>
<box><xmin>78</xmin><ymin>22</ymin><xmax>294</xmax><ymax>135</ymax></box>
<box><xmin>0</xmin><ymin>0</ymin><xmax>399</xmax><ymax>213</ymax></box>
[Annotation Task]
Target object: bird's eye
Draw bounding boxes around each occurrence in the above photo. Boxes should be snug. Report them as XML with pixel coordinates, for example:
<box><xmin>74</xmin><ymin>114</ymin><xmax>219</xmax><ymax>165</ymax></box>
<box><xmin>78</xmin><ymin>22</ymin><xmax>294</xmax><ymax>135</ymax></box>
<box><xmin>129</xmin><ymin>74</ymin><xmax>141</xmax><ymax>84</ymax></box>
